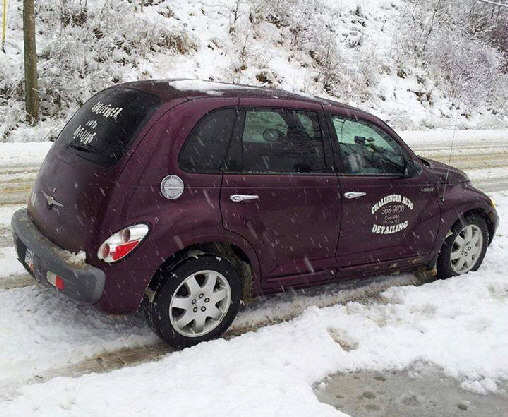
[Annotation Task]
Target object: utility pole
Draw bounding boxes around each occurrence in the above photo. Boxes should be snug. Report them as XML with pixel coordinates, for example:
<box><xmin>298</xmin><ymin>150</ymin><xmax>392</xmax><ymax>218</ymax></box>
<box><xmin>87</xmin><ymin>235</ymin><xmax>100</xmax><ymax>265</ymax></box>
<box><xmin>23</xmin><ymin>0</ymin><xmax>39</xmax><ymax>124</ymax></box>
<box><xmin>2</xmin><ymin>0</ymin><xmax>7</xmax><ymax>52</ymax></box>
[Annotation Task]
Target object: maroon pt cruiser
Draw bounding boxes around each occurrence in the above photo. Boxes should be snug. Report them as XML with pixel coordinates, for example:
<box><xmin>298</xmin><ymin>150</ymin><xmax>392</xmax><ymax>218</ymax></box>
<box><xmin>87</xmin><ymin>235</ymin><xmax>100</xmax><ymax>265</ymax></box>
<box><xmin>12</xmin><ymin>80</ymin><xmax>498</xmax><ymax>348</ymax></box>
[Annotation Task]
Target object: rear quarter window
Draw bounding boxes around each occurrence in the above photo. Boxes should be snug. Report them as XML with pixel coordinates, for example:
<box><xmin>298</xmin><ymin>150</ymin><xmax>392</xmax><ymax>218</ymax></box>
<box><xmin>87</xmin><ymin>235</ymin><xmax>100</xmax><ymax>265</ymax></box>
<box><xmin>58</xmin><ymin>87</ymin><xmax>160</xmax><ymax>167</ymax></box>
<box><xmin>178</xmin><ymin>108</ymin><xmax>236</xmax><ymax>173</ymax></box>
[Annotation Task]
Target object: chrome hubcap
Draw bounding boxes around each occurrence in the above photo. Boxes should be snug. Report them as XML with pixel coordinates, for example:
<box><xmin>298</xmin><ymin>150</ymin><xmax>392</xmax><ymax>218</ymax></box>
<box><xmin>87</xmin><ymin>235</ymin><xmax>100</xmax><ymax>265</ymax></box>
<box><xmin>450</xmin><ymin>224</ymin><xmax>483</xmax><ymax>274</ymax></box>
<box><xmin>169</xmin><ymin>270</ymin><xmax>231</xmax><ymax>338</ymax></box>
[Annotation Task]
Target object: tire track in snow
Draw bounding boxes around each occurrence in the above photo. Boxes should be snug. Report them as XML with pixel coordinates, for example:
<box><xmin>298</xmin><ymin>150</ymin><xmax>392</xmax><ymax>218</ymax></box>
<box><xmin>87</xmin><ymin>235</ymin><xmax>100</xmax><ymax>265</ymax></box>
<box><xmin>473</xmin><ymin>178</ymin><xmax>508</xmax><ymax>193</ymax></box>
<box><xmin>0</xmin><ymin>273</ymin><xmax>34</xmax><ymax>290</ymax></box>
<box><xmin>0</xmin><ymin>166</ymin><xmax>38</xmax><ymax>206</ymax></box>
<box><xmin>0</xmin><ymin>272</ymin><xmax>420</xmax><ymax>401</ymax></box>
<box><xmin>416</xmin><ymin>151</ymin><xmax>508</xmax><ymax>170</ymax></box>
<box><xmin>0</xmin><ymin>226</ymin><xmax>14</xmax><ymax>248</ymax></box>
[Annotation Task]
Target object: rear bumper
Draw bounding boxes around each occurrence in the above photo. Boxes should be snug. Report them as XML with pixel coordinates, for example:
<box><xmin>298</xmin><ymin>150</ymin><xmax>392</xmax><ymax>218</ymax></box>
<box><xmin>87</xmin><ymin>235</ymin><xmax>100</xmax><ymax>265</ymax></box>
<box><xmin>11</xmin><ymin>209</ymin><xmax>105</xmax><ymax>303</ymax></box>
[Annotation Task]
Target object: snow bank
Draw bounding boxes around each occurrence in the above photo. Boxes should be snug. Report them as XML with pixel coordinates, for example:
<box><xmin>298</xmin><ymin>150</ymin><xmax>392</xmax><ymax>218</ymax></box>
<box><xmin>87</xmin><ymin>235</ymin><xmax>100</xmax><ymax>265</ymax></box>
<box><xmin>168</xmin><ymin>79</ymin><xmax>256</xmax><ymax>92</ymax></box>
<box><xmin>1</xmin><ymin>193</ymin><xmax>507</xmax><ymax>416</ymax></box>
<box><xmin>0</xmin><ymin>247</ymin><xmax>26</xmax><ymax>279</ymax></box>
<box><xmin>56</xmin><ymin>249</ymin><xmax>87</xmax><ymax>268</ymax></box>
<box><xmin>467</xmin><ymin>167</ymin><xmax>508</xmax><ymax>182</ymax></box>
<box><xmin>0</xmin><ymin>204</ymin><xmax>25</xmax><ymax>225</ymax></box>
<box><xmin>401</xmin><ymin>130</ymin><xmax>508</xmax><ymax>148</ymax></box>
<box><xmin>0</xmin><ymin>285</ymin><xmax>157</xmax><ymax>388</ymax></box>
<box><xmin>0</xmin><ymin>142</ymin><xmax>53</xmax><ymax>166</ymax></box>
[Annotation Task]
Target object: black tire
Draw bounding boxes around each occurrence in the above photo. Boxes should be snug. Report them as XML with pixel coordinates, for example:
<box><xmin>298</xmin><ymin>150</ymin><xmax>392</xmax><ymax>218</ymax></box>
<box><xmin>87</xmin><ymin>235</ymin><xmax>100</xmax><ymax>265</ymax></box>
<box><xmin>146</xmin><ymin>255</ymin><xmax>241</xmax><ymax>349</ymax></box>
<box><xmin>437</xmin><ymin>215</ymin><xmax>489</xmax><ymax>279</ymax></box>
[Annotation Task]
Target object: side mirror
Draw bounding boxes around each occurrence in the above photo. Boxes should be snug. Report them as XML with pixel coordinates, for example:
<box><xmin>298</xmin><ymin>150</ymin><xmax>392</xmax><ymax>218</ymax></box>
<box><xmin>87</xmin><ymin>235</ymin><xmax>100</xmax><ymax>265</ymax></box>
<box><xmin>404</xmin><ymin>159</ymin><xmax>421</xmax><ymax>178</ymax></box>
<box><xmin>354</xmin><ymin>136</ymin><xmax>366</xmax><ymax>145</ymax></box>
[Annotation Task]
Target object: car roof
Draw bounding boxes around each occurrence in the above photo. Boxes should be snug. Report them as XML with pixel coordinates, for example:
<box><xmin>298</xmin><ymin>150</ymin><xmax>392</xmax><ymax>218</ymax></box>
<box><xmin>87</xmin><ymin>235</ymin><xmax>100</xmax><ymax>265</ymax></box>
<box><xmin>121</xmin><ymin>79</ymin><xmax>359</xmax><ymax>112</ymax></box>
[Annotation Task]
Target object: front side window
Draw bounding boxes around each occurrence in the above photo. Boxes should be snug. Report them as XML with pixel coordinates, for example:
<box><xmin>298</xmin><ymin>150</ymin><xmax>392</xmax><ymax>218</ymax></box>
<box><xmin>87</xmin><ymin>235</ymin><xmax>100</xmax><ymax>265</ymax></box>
<box><xmin>179</xmin><ymin>108</ymin><xmax>236</xmax><ymax>173</ymax></box>
<box><xmin>240</xmin><ymin>108</ymin><xmax>326</xmax><ymax>174</ymax></box>
<box><xmin>331</xmin><ymin>116</ymin><xmax>406</xmax><ymax>175</ymax></box>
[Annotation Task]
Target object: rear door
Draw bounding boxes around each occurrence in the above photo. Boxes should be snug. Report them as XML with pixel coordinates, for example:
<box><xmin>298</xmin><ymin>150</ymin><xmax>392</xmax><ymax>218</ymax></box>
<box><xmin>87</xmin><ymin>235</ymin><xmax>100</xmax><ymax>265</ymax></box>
<box><xmin>29</xmin><ymin>87</ymin><xmax>160</xmax><ymax>253</ymax></box>
<box><xmin>326</xmin><ymin>111</ymin><xmax>440</xmax><ymax>270</ymax></box>
<box><xmin>220</xmin><ymin>99</ymin><xmax>341</xmax><ymax>289</ymax></box>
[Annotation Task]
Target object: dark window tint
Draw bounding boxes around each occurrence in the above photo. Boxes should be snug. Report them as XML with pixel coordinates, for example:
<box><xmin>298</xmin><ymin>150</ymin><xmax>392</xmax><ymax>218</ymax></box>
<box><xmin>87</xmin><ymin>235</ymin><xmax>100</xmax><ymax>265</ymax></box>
<box><xmin>179</xmin><ymin>108</ymin><xmax>236</xmax><ymax>173</ymax></box>
<box><xmin>241</xmin><ymin>109</ymin><xmax>325</xmax><ymax>174</ymax></box>
<box><xmin>59</xmin><ymin>87</ymin><xmax>160</xmax><ymax>167</ymax></box>
<box><xmin>331</xmin><ymin>116</ymin><xmax>406</xmax><ymax>175</ymax></box>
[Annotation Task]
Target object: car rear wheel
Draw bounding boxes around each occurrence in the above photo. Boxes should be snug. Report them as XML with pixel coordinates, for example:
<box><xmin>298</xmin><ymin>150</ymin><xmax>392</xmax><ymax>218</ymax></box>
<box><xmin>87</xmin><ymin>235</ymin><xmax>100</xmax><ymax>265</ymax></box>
<box><xmin>146</xmin><ymin>255</ymin><xmax>241</xmax><ymax>349</ymax></box>
<box><xmin>437</xmin><ymin>215</ymin><xmax>489</xmax><ymax>279</ymax></box>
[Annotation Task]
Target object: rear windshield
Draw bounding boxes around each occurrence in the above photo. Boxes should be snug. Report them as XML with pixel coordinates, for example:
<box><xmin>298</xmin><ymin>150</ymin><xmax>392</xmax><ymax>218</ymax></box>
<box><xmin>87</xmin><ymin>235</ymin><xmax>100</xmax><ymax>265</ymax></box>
<box><xmin>58</xmin><ymin>87</ymin><xmax>160</xmax><ymax>167</ymax></box>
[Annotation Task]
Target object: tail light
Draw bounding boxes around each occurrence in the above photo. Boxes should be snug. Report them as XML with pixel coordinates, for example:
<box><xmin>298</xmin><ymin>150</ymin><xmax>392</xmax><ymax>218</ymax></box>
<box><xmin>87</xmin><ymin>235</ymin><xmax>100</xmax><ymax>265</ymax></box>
<box><xmin>47</xmin><ymin>272</ymin><xmax>65</xmax><ymax>290</ymax></box>
<box><xmin>97</xmin><ymin>224</ymin><xmax>149</xmax><ymax>263</ymax></box>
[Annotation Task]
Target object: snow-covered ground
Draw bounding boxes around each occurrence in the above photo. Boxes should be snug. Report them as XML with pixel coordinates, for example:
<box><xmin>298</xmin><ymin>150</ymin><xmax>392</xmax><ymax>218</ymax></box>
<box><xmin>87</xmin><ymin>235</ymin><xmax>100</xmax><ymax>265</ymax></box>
<box><xmin>0</xmin><ymin>143</ymin><xmax>53</xmax><ymax>167</ymax></box>
<box><xmin>0</xmin><ymin>191</ymin><xmax>505</xmax><ymax>416</ymax></box>
<box><xmin>401</xmin><ymin>130</ymin><xmax>508</xmax><ymax>146</ymax></box>
<box><xmin>0</xmin><ymin>131</ymin><xmax>506</xmax><ymax>415</ymax></box>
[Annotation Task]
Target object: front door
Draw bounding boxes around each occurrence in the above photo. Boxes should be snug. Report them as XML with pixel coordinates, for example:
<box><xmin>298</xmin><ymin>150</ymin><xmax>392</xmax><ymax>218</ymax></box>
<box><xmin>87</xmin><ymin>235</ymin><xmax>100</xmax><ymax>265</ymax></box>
<box><xmin>326</xmin><ymin>112</ymin><xmax>440</xmax><ymax>269</ymax></box>
<box><xmin>221</xmin><ymin>101</ymin><xmax>341</xmax><ymax>289</ymax></box>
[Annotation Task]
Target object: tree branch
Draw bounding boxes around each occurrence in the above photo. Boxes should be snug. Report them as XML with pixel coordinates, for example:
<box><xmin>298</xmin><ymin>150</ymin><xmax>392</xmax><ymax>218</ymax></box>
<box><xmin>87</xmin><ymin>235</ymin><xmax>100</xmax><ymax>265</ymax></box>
<box><xmin>476</xmin><ymin>0</ymin><xmax>508</xmax><ymax>8</ymax></box>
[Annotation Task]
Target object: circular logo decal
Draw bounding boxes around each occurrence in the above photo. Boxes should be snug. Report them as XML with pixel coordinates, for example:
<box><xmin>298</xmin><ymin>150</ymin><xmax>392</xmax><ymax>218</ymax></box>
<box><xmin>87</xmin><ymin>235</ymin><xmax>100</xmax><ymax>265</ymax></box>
<box><xmin>371</xmin><ymin>194</ymin><xmax>414</xmax><ymax>235</ymax></box>
<box><xmin>160</xmin><ymin>175</ymin><xmax>184</xmax><ymax>200</ymax></box>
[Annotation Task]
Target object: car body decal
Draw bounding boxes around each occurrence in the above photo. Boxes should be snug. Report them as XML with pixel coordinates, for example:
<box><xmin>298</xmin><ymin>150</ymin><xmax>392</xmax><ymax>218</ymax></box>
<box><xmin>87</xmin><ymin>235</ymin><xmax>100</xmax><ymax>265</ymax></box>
<box><xmin>371</xmin><ymin>194</ymin><xmax>414</xmax><ymax>235</ymax></box>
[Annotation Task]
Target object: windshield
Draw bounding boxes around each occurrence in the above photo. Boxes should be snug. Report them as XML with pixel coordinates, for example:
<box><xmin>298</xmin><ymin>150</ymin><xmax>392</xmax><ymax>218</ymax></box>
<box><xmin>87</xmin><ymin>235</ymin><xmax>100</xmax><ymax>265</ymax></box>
<box><xmin>58</xmin><ymin>87</ymin><xmax>160</xmax><ymax>167</ymax></box>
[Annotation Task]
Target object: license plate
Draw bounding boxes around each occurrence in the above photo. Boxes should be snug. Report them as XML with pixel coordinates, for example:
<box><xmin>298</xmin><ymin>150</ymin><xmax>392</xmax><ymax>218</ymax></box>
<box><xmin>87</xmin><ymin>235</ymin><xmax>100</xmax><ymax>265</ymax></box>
<box><xmin>25</xmin><ymin>248</ymin><xmax>35</xmax><ymax>271</ymax></box>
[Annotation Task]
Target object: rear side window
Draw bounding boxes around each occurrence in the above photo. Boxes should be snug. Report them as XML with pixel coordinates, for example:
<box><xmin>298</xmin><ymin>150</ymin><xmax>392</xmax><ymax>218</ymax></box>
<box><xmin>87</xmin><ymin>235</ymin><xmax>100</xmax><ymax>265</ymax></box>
<box><xmin>243</xmin><ymin>111</ymin><xmax>288</xmax><ymax>143</ymax></box>
<box><xmin>240</xmin><ymin>108</ymin><xmax>326</xmax><ymax>174</ymax></box>
<box><xmin>179</xmin><ymin>108</ymin><xmax>236</xmax><ymax>173</ymax></box>
<box><xmin>59</xmin><ymin>87</ymin><xmax>160</xmax><ymax>167</ymax></box>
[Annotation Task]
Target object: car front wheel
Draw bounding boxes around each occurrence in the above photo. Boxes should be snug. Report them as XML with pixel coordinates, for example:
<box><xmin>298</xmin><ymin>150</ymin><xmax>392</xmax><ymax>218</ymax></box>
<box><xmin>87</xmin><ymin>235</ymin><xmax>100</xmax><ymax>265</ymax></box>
<box><xmin>437</xmin><ymin>215</ymin><xmax>489</xmax><ymax>279</ymax></box>
<box><xmin>147</xmin><ymin>255</ymin><xmax>241</xmax><ymax>349</ymax></box>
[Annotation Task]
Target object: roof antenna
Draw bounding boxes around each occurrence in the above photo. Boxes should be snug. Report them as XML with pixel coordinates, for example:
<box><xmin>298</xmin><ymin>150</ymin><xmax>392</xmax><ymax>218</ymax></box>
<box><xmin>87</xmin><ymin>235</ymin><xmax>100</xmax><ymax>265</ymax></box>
<box><xmin>441</xmin><ymin>107</ymin><xmax>459</xmax><ymax>202</ymax></box>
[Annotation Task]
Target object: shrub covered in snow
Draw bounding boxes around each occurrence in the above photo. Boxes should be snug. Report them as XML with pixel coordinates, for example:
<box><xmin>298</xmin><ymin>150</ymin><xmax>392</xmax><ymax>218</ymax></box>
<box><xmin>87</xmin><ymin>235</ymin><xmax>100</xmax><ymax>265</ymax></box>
<box><xmin>1</xmin><ymin>0</ymin><xmax>507</xmax><ymax>141</ymax></box>
<box><xmin>400</xmin><ymin>0</ymin><xmax>508</xmax><ymax>112</ymax></box>
<box><xmin>1</xmin><ymin>0</ymin><xmax>197</xmax><ymax>140</ymax></box>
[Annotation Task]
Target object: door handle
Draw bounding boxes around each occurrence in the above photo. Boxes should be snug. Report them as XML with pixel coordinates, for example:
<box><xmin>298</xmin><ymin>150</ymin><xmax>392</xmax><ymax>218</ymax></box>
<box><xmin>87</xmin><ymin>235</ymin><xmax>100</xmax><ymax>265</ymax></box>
<box><xmin>344</xmin><ymin>191</ymin><xmax>367</xmax><ymax>199</ymax></box>
<box><xmin>230</xmin><ymin>194</ymin><xmax>260</xmax><ymax>203</ymax></box>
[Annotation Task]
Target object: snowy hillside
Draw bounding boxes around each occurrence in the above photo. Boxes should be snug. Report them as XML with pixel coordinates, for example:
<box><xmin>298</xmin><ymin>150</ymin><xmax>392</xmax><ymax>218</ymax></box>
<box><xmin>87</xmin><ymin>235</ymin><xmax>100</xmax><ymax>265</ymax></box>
<box><xmin>1</xmin><ymin>0</ymin><xmax>508</xmax><ymax>142</ymax></box>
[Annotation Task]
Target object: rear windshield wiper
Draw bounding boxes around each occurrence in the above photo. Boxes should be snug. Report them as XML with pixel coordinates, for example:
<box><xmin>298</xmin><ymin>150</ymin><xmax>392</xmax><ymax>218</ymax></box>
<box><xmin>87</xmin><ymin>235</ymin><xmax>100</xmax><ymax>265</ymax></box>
<box><xmin>69</xmin><ymin>142</ymin><xmax>99</xmax><ymax>154</ymax></box>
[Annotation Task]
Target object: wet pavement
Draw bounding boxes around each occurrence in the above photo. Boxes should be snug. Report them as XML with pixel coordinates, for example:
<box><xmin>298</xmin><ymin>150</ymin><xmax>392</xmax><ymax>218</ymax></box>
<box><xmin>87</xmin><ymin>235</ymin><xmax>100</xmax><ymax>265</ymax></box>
<box><xmin>315</xmin><ymin>368</ymin><xmax>508</xmax><ymax>417</ymax></box>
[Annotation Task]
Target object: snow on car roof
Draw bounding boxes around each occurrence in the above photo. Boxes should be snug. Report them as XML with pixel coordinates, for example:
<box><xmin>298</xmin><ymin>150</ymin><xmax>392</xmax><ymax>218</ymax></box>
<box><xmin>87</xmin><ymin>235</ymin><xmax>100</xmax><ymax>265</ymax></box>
<box><xmin>168</xmin><ymin>79</ymin><xmax>258</xmax><ymax>92</ymax></box>
<box><xmin>120</xmin><ymin>79</ymin><xmax>357</xmax><ymax>111</ymax></box>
